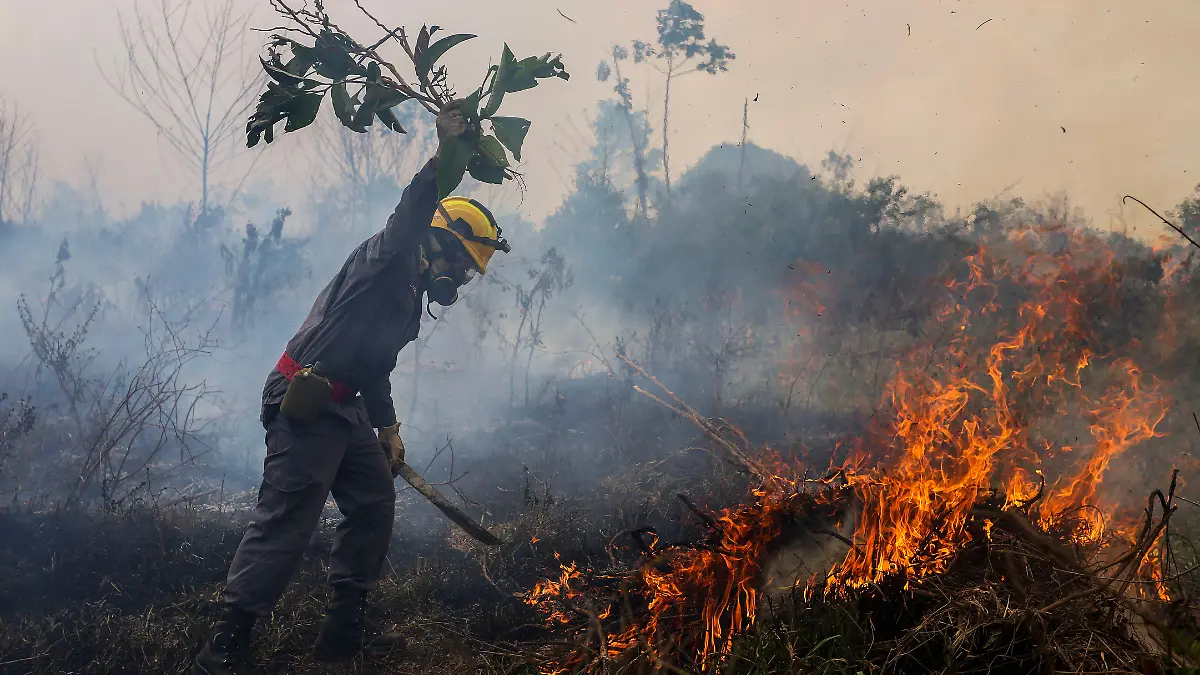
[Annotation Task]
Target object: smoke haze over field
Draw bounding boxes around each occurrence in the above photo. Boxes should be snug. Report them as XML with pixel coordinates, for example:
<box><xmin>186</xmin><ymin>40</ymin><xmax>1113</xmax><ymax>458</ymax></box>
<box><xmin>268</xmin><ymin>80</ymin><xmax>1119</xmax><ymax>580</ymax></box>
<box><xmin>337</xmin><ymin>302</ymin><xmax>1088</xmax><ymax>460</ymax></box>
<box><xmin>1</xmin><ymin>0</ymin><xmax>1199</xmax><ymax>510</ymax></box>
<box><xmin>1</xmin><ymin>0</ymin><xmax>1199</xmax><ymax>229</ymax></box>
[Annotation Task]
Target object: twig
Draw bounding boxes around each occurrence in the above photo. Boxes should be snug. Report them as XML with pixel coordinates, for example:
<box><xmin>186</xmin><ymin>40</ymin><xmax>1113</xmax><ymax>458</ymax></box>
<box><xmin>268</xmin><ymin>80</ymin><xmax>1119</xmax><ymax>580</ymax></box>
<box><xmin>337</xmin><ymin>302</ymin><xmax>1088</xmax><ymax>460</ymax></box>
<box><xmin>163</xmin><ymin>488</ymin><xmax>216</xmax><ymax>507</ymax></box>
<box><xmin>619</xmin><ymin>353</ymin><xmax>765</xmax><ymax>481</ymax></box>
<box><xmin>676</xmin><ymin>493</ymin><xmax>718</xmax><ymax>529</ymax></box>
<box><xmin>1123</xmin><ymin>195</ymin><xmax>1200</xmax><ymax>251</ymax></box>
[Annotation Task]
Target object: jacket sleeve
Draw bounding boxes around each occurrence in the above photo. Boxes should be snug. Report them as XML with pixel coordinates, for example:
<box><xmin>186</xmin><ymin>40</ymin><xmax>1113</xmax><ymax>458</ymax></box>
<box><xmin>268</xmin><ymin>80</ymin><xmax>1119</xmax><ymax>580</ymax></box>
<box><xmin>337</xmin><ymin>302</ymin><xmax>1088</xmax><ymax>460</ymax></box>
<box><xmin>360</xmin><ymin>373</ymin><xmax>397</xmax><ymax>429</ymax></box>
<box><xmin>360</xmin><ymin>156</ymin><xmax>440</xmax><ymax>271</ymax></box>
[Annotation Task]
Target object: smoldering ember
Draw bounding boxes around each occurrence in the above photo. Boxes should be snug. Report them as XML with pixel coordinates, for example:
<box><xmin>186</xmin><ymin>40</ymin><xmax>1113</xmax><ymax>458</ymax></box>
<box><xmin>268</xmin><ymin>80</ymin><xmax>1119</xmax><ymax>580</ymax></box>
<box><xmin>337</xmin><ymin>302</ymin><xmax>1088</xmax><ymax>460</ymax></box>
<box><xmin>2</xmin><ymin>2</ymin><xmax>1200</xmax><ymax>674</ymax></box>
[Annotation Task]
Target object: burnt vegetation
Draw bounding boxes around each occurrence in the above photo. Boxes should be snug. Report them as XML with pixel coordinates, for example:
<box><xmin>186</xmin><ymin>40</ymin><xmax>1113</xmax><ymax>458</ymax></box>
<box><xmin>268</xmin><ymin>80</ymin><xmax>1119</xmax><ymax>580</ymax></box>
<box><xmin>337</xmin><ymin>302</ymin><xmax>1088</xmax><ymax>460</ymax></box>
<box><xmin>4</xmin><ymin>2</ymin><xmax>1200</xmax><ymax>675</ymax></box>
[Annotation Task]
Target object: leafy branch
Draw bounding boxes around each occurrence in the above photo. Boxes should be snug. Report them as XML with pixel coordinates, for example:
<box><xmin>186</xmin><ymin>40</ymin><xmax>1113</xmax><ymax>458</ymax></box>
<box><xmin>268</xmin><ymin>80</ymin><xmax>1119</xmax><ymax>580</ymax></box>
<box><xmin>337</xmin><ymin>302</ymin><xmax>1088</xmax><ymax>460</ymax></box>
<box><xmin>246</xmin><ymin>0</ymin><xmax>570</xmax><ymax>197</ymax></box>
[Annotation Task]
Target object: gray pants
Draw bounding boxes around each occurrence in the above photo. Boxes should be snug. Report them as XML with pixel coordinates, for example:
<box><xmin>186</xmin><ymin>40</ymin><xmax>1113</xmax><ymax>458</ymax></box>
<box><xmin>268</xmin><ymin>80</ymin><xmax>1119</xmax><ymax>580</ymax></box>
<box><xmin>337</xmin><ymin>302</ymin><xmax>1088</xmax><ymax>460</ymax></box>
<box><xmin>224</xmin><ymin>404</ymin><xmax>396</xmax><ymax>617</ymax></box>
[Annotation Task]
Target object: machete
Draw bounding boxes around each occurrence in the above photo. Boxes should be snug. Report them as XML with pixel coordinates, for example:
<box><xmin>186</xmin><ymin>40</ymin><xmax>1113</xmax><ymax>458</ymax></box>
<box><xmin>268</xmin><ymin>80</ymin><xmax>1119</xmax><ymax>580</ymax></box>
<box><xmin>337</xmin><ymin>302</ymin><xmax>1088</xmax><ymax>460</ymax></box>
<box><xmin>394</xmin><ymin>462</ymin><xmax>504</xmax><ymax>546</ymax></box>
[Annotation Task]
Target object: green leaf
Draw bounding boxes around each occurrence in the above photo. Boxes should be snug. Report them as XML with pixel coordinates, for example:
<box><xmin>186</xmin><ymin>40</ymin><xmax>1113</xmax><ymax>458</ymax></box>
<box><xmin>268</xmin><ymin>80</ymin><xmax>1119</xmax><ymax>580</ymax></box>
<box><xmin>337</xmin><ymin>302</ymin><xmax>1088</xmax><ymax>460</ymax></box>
<box><xmin>437</xmin><ymin>134</ymin><xmax>476</xmax><ymax>198</ymax></box>
<box><xmin>330</xmin><ymin>82</ymin><xmax>365</xmax><ymax>132</ymax></box>
<box><xmin>284</xmin><ymin>92</ymin><xmax>323</xmax><ymax>132</ymax></box>
<box><xmin>459</xmin><ymin>88</ymin><xmax>483</xmax><ymax>121</ymax></box>
<box><xmin>490</xmin><ymin>116</ymin><xmax>531</xmax><ymax>162</ymax></box>
<box><xmin>415</xmin><ymin>25</ymin><xmax>433</xmax><ymax>65</ymax></box>
<box><xmin>366</xmin><ymin>61</ymin><xmax>381</xmax><ymax>82</ymax></box>
<box><xmin>481</xmin><ymin>45</ymin><xmax>517</xmax><ymax>118</ymax></box>
<box><xmin>470</xmin><ymin>135</ymin><xmax>510</xmax><ymax>184</ymax></box>
<box><xmin>418</xmin><ymin>33</ymin><xmax>476</xmax><ymax>77</ymax></box>
<box><xmin>246</xmin><ymin>84</ymin><xmax>291</xmax><ymax>147</ymax></box>
<box><xmin>533</xmin><ymin>53</ymin><xmax>570</xmax><ymax>81</ymax></box>
<box><xmin>351</xmin><ymin>98</ymin><xmax>378</xmax><ymax>130</ymax></box>
<box><xmin>313</xmin><ymin>35</ymin><xmax>365</xmax><ymax>80</ymax></box>
<box><xmin>478</xmin><ymin>135</ymin><xmax>509</xmax><ymax>168</ymax></box>
<box><xmin>505</xmin><ymin>57</ymin><xmax>541</xmax><ymax>93</ymax></box>
<box><xmin>351</xmin><ymin>84</ymin><xmax>410</xmax><ymax>129</ymax></box>
<box><xmin>376</xmin><ymin>107</ymin><xmax>407</xmax><ymax>134</ymax></box>
<box><xmin>364</xmin><ymin>84</ymin><xmax>410</xmax><ymax>110</ymax></box>
<box><xmin>261</xmin><ymin>57</ymin><xmax>307</xmax><ymax>87</ymax></box>
<box><xmin>315</xmin><ymin>57</ymin><xmax>354</xmax><ymax>80</ymax></box>
<box><xmin>468</xmin><ymin>153</ymin><xmax>506</xmax><ymax>184</ymax></box>
<box><xmin>284</xmin><ymin>45</ymin><xmax>317</xmax><ymax>77</ymax></box>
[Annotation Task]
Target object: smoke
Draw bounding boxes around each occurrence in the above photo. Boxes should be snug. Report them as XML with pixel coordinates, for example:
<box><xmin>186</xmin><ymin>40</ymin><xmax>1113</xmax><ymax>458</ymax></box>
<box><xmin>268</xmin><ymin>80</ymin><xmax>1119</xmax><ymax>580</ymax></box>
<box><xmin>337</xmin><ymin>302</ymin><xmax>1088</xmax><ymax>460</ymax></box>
<box><xmin>0</xmin><ymin>0</ymin><xmax>1197</xmax><ymax>521</ymax></box>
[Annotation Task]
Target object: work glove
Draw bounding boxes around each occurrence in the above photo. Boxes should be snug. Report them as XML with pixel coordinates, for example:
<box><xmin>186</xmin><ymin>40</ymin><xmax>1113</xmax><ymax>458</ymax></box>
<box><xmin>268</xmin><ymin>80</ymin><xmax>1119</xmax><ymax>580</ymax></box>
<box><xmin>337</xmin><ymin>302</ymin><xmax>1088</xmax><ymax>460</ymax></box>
<box><xmin>435</xmin><ymin>101</ymin><xmax>472</xmax><ymax>147</ymax></box>
<box><xmin>378</xmin><ymin>423</ymin><xmax>405</xmax><ymax>477</ymax></box>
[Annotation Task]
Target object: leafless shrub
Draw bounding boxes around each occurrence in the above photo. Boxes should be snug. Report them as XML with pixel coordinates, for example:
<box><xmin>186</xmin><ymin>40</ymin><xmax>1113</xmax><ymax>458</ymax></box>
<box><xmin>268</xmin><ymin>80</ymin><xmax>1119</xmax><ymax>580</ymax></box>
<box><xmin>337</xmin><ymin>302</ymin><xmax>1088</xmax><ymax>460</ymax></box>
<box><xmin>0</xmin><ymin>393</ymin><xmax>36</xmax><ymax>494</ymax></box>
<box><xmin>491</xmin><ymin>248</ymin><xmax>574</xmax><ymax>408</ymax></box>
<box><xmin>218</xmin><ymin>207</ymin><xmax>308</xmax><ymax>332</ymax></box>
<box><xmin>14</xmin><ymin>271</ymin><xmax>219</xmax><ymax>510</ymax></box>
<box><xmin>0</xmin><ymin>98</ymin><xmax>40</xmax><ymax>226</ymax></box>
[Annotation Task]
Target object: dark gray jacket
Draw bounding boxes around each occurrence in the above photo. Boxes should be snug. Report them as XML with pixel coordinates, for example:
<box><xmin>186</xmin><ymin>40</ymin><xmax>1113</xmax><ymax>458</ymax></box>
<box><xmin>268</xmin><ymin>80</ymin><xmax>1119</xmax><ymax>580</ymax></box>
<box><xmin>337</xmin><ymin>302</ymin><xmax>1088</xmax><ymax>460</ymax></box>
<box><xmin>261</xmin><ymin>157</ymin><xmax>439</xmax><ymax>428</ymax></box>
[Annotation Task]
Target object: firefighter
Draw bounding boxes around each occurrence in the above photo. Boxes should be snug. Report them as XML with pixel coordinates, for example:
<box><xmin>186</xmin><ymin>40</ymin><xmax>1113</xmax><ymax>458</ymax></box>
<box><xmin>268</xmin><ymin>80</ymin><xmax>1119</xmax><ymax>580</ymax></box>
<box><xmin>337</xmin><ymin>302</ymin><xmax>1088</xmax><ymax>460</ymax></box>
<box><xmin>193</xmin><ymin>102</ymin><xmax>510</xmax><ymax>675</ymax></box>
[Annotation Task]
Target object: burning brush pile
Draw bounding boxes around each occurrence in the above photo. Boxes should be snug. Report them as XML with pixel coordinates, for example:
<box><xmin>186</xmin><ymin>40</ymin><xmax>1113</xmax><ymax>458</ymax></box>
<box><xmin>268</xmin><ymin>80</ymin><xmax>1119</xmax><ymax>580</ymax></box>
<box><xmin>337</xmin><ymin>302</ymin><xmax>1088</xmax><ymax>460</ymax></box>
<box><xmin>517</xmin><ymin>229</ymin><xmax>1200</xmax><ymax>674</ymax></box>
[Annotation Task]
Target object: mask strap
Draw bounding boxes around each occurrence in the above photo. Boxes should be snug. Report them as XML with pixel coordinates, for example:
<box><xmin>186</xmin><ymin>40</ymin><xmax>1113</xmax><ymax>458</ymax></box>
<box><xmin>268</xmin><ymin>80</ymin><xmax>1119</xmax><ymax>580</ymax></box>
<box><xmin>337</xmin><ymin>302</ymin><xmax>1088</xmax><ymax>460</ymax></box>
<box><xmin>436</xmin><ymin>202</ymin><xmax>456</xmax><ymax>229</ymax></box>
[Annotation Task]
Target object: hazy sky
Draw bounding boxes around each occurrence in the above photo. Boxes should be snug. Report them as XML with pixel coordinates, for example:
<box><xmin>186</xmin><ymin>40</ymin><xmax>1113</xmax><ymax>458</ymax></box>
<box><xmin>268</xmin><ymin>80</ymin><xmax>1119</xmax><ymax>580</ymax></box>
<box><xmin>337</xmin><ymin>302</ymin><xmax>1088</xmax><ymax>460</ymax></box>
<box><xmin>2</xmin><ymin>0</ymin><xmax>1198</xmax><ymax>234</ymax></box>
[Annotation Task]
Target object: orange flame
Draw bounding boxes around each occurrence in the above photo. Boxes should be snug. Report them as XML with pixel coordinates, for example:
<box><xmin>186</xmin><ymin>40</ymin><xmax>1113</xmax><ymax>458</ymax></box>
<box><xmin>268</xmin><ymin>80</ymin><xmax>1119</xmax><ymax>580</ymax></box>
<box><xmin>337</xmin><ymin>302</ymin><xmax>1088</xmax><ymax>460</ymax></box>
<box><xmin>525</xmin><ymin>226</ymin><xmax>1171</xmax><ymax>669</ymax></box>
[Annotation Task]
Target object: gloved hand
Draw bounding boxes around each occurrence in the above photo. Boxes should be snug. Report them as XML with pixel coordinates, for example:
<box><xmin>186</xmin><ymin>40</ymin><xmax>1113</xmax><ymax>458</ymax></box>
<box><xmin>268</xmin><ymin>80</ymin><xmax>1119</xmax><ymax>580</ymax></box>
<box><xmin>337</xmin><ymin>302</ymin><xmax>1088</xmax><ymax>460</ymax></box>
<box><xmin>435</xmin><ymin>101</ymin><xmax>472</xmax><ymax>147</ymax></box>
<box><xmin>378</xmin><ymin>423</ymin><xmax>405</xmax><ymax>477</ymax></box>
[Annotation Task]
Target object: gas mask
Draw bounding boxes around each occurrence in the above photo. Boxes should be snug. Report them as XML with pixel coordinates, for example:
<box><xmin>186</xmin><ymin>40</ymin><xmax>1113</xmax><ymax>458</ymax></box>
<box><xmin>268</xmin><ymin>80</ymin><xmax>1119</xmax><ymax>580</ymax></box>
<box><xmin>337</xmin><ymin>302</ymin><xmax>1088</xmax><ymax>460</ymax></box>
<box><xmin>422</xmin><ymin>232</ymin><xmax>476</xmax><ymax>309</ymax></box>
<box><xmin>428</xmin><ymin>274</ymin><xmax>460</xmax><ymax>306</ymax></box>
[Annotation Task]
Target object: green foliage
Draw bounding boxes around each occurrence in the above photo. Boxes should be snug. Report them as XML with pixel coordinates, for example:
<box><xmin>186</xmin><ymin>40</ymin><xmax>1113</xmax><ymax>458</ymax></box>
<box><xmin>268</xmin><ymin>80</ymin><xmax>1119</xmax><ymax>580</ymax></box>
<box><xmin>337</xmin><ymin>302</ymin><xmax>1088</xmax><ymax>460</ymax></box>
<box><xmin>654</xmin><ymin>0</ymin><xmax>735</xmax><ymax>73</ymax></box>
<box><xmin>468</xmin><ymin>135</ymin><xmax>509</xmax><ymax>185</ymax></box>
<box><xmin>417</xmin><ymin>31</ymin><xmax>476</xmax><ymax>78</ymax></box>
<box><xmin>490</xmin><ymin>116</ymin><xmax>531</xmax><ymax>162</ymax></box>
<box><xmin>245</xmin><ymin>3</ymin><xmax>570</xmax><ymax>197</ymax></box>
<box><xmin>437</xmin><ymin>133</ymin><xmax>478</xmax><ymax>199</ymax></box>
<box><xmin>601</xmin><ymin>1</ymin><xmax>734</xmax><ymax>76</ymax></box>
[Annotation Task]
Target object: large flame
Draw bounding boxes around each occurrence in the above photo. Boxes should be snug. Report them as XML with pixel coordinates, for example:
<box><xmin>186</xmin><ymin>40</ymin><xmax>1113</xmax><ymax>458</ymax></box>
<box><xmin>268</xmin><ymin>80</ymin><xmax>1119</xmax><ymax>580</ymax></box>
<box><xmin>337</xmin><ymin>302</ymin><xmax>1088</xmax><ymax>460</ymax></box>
<box><xmin>525</xmin><ymin>226</ymin><xmax>1172</xmax><ymax>670</ymax></box>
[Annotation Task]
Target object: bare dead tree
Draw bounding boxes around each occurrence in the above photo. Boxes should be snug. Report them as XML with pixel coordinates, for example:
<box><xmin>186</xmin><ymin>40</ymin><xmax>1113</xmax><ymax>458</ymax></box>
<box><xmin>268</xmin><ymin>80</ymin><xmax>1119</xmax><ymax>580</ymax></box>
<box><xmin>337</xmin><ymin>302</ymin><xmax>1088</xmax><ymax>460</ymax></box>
<box><xmin>98</xmin><ymin>0</ymin><xmax>260</xmax><ymax>217</ymax></box>
<box><xmin>737</xmin><ymin>96</ymin><xmax>748</xmax><ymax>191</ymax></box>
<box><xmin>0</xmin><ymin>99</ymin><xmax>41</xmax><ymax>225</ymax></box>
<box><xmin>494</xmin><ymin>248</ymin><xmax>573</xmax><ymax>408</ymax></box>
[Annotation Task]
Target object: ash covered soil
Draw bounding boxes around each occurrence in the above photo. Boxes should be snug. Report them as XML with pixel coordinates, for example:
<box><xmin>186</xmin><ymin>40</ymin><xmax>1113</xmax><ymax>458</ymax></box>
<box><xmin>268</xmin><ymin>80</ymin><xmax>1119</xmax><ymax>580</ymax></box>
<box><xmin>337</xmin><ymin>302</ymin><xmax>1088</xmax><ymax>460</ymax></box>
<box><xmin>0</xmin><ymin>386</ymin><xmax>847</xmax><ymax>675</ymax></box>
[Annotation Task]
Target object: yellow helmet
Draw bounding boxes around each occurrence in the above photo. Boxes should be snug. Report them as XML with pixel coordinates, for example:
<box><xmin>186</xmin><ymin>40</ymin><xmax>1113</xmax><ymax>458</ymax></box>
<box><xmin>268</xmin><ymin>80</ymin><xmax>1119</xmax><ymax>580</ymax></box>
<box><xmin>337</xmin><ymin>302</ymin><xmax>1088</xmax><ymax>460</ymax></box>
<box><xmin>431</xmin><ymin>197</ymin><xmax>510</xmax><ymax>273</ymax></box>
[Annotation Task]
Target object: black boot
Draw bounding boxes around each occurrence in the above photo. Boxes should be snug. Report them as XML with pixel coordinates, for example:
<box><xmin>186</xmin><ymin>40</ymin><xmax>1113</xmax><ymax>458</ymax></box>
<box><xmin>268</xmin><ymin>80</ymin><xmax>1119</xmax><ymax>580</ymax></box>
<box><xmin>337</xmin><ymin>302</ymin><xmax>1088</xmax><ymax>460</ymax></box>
<box><xmin>313</xmin><ymin>589</ymin><xmax>407</xmax><ymax>662</ymax></box>
<box><xmin>192</xmin><ymin>604</ymin><xmax>256</xmax><ymax>675</ymax></box>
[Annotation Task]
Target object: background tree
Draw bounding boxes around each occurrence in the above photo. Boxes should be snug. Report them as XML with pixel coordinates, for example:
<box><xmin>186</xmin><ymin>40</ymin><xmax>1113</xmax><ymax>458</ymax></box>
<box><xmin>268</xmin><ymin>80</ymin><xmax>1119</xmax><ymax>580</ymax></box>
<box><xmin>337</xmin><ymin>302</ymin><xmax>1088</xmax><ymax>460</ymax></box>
<box><xmin>596</xmin><ymin>48</ymin><xmax>655</xmax><ymax>220</ymax></box>
<box><xmin>596</xmin><ymin>1</ymin><xmax>732</xmax><ymax>212</ymax></box>
<box><xmin>0</xmin><ymin>99</ymin><xmax>41</xmax><ymax>227</ymax></box>
<box><xmin>642</xmin><ymin>1</ymin><xmax>734</xmax><ymax>201</ymax></box>
<box><xmin>575</xmin><ymin>99</ymin><xmax>661</xmax><ymax>216</ymax></box>
<box><xmin>99</xmin><ymin>0</ymin><xmax>260</xmax><ymax>219</ymax></box>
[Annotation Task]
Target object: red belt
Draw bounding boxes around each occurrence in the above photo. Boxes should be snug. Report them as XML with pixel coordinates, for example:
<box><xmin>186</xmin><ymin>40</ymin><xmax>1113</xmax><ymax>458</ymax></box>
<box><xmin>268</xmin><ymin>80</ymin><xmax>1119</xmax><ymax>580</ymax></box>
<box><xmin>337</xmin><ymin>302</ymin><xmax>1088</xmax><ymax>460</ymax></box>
<box><xmin>276</xmin><ymin>353</ymin><xmax>357</xmax><ymax>404</ymax></box>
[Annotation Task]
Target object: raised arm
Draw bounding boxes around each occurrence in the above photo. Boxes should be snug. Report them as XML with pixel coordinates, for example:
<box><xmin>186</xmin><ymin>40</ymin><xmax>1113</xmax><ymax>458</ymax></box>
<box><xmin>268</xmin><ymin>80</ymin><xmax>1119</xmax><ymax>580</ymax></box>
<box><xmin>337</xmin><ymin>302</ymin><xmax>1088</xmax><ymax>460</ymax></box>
<box><xmin>358</xmin><ymin>157</ymin><xmax>440</xmax><ymax>270</ymax></box>
<box><xmin>360</xmin><ymin>103</ymin><xmax>473</xmax><ymax>270</ymax></box>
